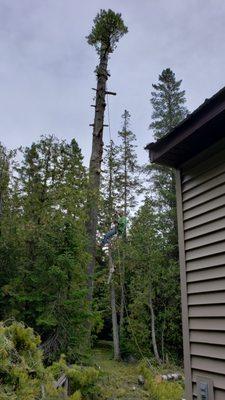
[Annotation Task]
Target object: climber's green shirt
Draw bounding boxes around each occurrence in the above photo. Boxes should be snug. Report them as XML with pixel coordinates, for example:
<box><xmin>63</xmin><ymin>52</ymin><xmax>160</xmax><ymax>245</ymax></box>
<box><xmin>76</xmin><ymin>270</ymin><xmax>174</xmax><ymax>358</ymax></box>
<box><xmin>117</xmin><ymin>216</ymin><xmax>127</xmax><ymax>235</ymax></box>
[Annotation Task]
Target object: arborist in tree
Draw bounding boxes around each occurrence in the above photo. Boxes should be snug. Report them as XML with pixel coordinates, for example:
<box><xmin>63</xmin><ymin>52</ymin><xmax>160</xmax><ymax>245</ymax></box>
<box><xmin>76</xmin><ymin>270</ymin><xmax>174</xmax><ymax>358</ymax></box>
<box><xmin>101</xmin><ymin>210</ymin><xmax>127</xmax><ymax>246</ymax></box>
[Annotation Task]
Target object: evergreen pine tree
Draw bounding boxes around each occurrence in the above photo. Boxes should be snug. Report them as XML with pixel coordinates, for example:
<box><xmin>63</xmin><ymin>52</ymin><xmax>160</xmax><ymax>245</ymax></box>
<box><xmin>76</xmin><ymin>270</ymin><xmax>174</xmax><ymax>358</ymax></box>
<box><xmin>101</xmin><ymin>140</ymin><xmax>120</xmax><ymax>227</ymax></box>
<box><xmin>148</xmin><ymin>68</ymin><xmax>188</xmax><ymax>253</ymax></box>
<box><xmin>95</xmin><ymin>140</ymin><xmax>121</xmax><ymax>360</ymax></box>
<box><xmin>0</xmin><ymin>144</ymin><xmax>20</xmax><ymax>320</ymax></box>
<box><xmin>0</xmin><ymin>144</ymin><xmax>13</xmax><ymax>227</ymax></box>
<box><xmin>150</xmin><ymin>68</ymin><xmax>188</xmax><ymax>139</ymax></box>
<box><xmin>116</xmin><ymin>110</ymin><xmax>140</xmax><ymax>337</ymax></box>
<box><xmin>117</xmin><ymin>110</ymin><xmax>140</xmax><ymax>217</ymax></box>
<box><xmin>0</xmin><ymin>136</ymin><xmax>89</xmax><ymax>362</ymax></box>
<box><xmin>145</xmin><ymin>68</ymin><xmax>188</xmax><ymax>360</ymax></box>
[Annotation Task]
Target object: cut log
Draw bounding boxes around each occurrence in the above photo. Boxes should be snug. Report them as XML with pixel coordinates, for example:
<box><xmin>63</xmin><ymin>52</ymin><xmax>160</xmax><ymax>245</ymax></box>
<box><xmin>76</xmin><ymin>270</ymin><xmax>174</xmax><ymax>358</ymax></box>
<box><xmin>155</xmin><ymin>373</ymin><xmax>183</xmax><ymax>383</ymax></box>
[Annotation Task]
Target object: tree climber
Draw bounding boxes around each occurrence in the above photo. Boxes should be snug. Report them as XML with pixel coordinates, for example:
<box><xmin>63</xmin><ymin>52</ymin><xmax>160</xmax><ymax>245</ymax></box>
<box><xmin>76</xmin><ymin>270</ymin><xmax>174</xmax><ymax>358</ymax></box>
<box><xmin>101</xmin><ymin>210</ymin><xmax>127</xmax><ymax>246</ymax></box>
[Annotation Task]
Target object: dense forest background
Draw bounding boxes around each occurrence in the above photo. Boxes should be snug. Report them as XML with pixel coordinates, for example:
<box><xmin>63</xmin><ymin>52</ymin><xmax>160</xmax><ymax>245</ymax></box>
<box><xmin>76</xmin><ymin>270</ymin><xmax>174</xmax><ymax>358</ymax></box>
<box><xmin>0</xmin><ymin>66</ymin><xmax>187</xmax><ymax>364</ymax></box>
<box><xmin>0</xmin><ymin>9</ymin><xmax>189</xmax><ymax>400</ymax></box>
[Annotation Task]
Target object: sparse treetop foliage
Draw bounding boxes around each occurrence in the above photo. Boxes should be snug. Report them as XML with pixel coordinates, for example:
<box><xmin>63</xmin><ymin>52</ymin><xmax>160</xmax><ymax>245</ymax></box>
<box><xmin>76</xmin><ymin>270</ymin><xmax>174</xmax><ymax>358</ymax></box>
<box><xmin>87</xmin><ymin>9</ymin><xmax>128</xmax><ymax>54</ymax></box>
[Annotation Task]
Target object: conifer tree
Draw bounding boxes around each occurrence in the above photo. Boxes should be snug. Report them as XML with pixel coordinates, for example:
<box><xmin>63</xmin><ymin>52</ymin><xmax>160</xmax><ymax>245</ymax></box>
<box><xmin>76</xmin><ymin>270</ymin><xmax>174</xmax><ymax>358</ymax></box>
<box><xmin>0</xmin><ymin>144</ymin><xmax>12</xmax><ymax>227</ymax></box>
<box><xmin>144</xmin><ymin>68</ymin><xmax>188</xmax><ymax>360</ymax></box>
<box><xmin>0</xmin><ymin>136</ymin><xmax>89</xmax><ymax>362</ymax></box>
<box><xmin>148</xmin><ymin>69</ymin><xmax>188</xmax><ymax>250</ymax></box>
<box><xmin>101</xmin><ymin>140</ymin><xmax>120</xmax><ymax>226</ymax></box>
<box><xmin>150</xmin><ymin>68</ymin><xmax>188</xmax><ymax>139</ymax></box>
<box><xmin>0</xmin><ymin>144</ymin><xmax>19</xmax><ymax>320</ymax></box>
<box><xmin>97</xmin><ymin>140</ymin><xmax>121</xmax><ymax>360</ymax></box>
<box><xmin>116</xmin><ymin>110</ymin><xmax>140</xmax><ymax>335</ymax></box>
<box><xmin>117</xmin><ymin>110</ymin><xmax>140</xmax><ymax>217</ymax></box>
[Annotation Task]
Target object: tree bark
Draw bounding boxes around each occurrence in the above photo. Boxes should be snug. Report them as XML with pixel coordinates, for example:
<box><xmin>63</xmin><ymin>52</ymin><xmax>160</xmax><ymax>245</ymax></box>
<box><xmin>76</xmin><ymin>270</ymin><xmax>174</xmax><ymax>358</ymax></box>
<box><xmin>119</xmin><ymin>112</ymin><xmax>128</xmax><ymax>336</ymax></box>
<box><xmin>109</xmin><ymin>248</ymin><xmax>121</xmax><ymax>360</ymax></box>
<box><xmin>161</xmin><ymin>311</ymin><xmax>166</xmax><ymax>363</ymax></box>
<box><xmin>148</xmin><ymin>289</ymin><xmax>162</xmax><ymax>365</ymax></box>
<box><xmin>87</xmin><ymin>47</ymin><xmax>109</xmax><ymax>303</ymax></box>
<box><xmin>119</xmin><ymin>256</ymin><xmax>125</xmax><ymax>335</ymax></box>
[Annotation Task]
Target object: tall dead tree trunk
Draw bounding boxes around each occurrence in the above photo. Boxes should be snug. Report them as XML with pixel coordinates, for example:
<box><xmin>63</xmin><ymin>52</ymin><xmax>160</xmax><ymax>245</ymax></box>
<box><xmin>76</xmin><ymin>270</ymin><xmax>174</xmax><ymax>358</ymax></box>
<box><xmin>119</xmin><ymin>111</ymin><xmax>128</xmax><ymax>336</ymax></box>
<box><xmin>109</xmin><ymin>248</ymin><xmax>121</xmax><ymax>360</ymax></box>
<box><xmin>119</xmin><ymin>255</ymin><xmax>125</xmax><ymax>335</ymax></box>
<box><xmin>108</xmin><ymin>141</ymin><xmax>121</xmax><ymax>359</ymax></box>
<box><xmin>87</xmin><ymin>47</ymin><xmax>109</xmax><ymax>303</ymax></box>
<box><xmin>86</xmin><ymin>10</ymin><xmax>128</xmax><ymax>344</ymax></box>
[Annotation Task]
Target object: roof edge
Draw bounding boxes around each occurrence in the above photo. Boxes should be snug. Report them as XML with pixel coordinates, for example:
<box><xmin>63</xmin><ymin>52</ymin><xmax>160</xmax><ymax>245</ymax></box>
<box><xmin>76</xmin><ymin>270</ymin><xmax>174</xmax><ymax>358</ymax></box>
<box><xmin>146</xmin><ymin>86</ymin><xmax>225</xmax><ymax>167</ymax></box>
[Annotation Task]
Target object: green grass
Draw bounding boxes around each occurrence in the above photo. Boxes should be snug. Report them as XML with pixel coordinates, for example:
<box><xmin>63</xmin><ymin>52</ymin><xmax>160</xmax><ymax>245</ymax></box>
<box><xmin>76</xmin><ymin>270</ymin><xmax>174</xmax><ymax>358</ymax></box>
<box><xmin>138</xmin><ymin>360</ymin><xmax>184</xmax><ymax>400</ymax></box>
<box><xmin>92</xmin><ymin>343</ymin><xmax>184</xmax><ymax>400</ymax></box>
<box><xmin>93</xmin><ymin>344</ymin><xmax>150</xmax><ymax>399</ymax></box>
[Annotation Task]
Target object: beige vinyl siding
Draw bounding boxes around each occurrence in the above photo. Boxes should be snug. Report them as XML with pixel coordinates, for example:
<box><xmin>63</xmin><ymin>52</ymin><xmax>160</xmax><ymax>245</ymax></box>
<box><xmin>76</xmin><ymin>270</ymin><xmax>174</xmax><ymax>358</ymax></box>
<box><xmin>180</xmin><ymin>144</ymin><xmax>225</xmax><ymax>399</ymax></box>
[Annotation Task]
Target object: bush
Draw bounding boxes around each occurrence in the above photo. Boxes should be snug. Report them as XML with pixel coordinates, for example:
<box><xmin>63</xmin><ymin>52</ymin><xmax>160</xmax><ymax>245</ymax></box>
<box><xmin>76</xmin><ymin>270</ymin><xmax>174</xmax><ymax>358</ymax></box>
<box><xmin>0</xmin><ymin>321</ymin><xmax>100</xmax><ymax>400</ymax></box>
<box><xmin>0</xmin><ymin>321</ymin><xmax>46</xmax><ymax>400</ymax></box>
<box><xmin>48</xmin><ymin>354</ymin><xmax>101</xmax><ymax>399</ymax></box>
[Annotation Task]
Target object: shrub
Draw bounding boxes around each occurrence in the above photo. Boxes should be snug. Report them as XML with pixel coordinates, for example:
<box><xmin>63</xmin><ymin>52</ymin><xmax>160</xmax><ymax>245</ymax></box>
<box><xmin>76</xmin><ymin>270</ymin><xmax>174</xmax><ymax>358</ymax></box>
<box><xmin>0</xmin><ymin>321</ymin><xmax>100</xmax><ymax>400</ymax></box>
<box><xmin>0</xmin><ymin>321</ymin><xmax>46</xmax><ymax>400</ymax></box>
<box><xmin>48</xmin><ymin>354</ymin><xmax>100</xmax><ymax>398</ymax></box>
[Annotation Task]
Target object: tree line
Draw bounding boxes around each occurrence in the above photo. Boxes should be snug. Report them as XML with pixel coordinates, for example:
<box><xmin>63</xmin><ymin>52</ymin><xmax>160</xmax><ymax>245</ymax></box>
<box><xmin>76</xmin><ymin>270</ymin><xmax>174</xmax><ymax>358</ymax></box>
<box><xmin>0</xmin><ymin>9</ymin><xmax>189</xmax><ymax>369</ymax></box>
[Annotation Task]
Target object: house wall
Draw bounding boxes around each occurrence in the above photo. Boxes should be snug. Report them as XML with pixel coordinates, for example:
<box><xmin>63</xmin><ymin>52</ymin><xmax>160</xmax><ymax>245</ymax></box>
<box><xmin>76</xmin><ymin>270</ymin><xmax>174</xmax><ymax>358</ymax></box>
<box><xmin>176</xmin><ymin>138</ymin><xmax>225</xmax><ymax>400</ymax></box>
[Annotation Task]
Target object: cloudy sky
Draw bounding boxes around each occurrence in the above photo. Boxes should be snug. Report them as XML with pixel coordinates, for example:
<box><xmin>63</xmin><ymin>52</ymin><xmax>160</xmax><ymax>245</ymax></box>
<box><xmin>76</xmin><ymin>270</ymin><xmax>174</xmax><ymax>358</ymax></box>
<box><xmin>0</xmin><ymin>0</ymin><xmax>224</xmax><ymax>165</ymax></box>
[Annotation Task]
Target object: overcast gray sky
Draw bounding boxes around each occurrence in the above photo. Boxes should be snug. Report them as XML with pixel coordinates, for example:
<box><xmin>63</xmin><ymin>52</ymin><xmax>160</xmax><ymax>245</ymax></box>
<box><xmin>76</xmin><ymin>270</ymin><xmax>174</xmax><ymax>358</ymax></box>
<box><xmin>0</xmin><ymin>0</ymin><xmax>224</xmax><ymax>165</ymax></box>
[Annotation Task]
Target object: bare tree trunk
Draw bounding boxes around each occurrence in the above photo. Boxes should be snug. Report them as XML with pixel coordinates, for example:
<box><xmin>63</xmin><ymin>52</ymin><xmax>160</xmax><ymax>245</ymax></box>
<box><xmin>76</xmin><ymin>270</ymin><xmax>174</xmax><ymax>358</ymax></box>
<box><xmin>0</xmin><ymin>191</ymin><xmax>2</xmax><ymax>221</ymax></box>
<box><xmin>119</xmin><ymin>112</ymin><xmax>128</xmax><ymax>336</ymax></box>
<box><xmin>109</xmin><ymin>248</ymin><xmax>120</xmax><ymax>360</ymax></box>
<box><xmin>87</xmin><ymin>47</ymin><xmax>109</xmax><ymax>304</ymax></box>
<box><xmin>161</xmin><ymin>311</ymin><xmax>166</xmax><ymax>363</ymax></box>
<box><xmin>119</xmin><ymin>256</ymin><xmax>125</xmax><ymax>335</ymax></box>
<box><xmin>148</xmin><ymin>289</ymin><xmax>162</xmax><ymax>365</ymax></box>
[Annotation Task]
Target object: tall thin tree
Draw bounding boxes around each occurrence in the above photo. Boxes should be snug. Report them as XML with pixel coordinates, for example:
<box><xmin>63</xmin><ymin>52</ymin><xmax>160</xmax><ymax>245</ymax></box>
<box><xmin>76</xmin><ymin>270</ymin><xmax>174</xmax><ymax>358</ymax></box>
<box><xmin>117</xmin><ymin>110</ymin><xmax>140</xmax><ymax>334</ymax></box>
<box><xmin>100</xmin><ymin>140</ymin><xmax>121</xmax><ymax>359</ymax></box>
<box><xmin>149</xmin><ymin>68</ymin><xmax>188</xmax><ymax>253</ymax></box>
<box><xmin>147</xmin><ymin>68</ymin><xmax>188</xmax><ymax>360</ymax></box>
<box><xmin>86</xmin><ymin>10</ymin><xmax>128</xmax><ymax>304</ymax></box>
